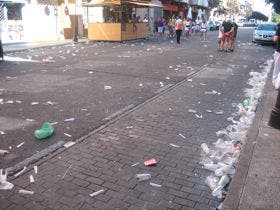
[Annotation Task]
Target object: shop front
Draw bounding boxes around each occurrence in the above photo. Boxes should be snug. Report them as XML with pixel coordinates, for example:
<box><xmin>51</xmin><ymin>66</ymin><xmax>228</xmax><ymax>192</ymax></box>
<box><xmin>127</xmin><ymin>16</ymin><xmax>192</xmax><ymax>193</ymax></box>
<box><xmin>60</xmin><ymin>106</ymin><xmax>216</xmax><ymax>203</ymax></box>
<box><xmin>83</xmin><ymin>0</ymin><xmax>162</xmax><ymax>41</ymax></box>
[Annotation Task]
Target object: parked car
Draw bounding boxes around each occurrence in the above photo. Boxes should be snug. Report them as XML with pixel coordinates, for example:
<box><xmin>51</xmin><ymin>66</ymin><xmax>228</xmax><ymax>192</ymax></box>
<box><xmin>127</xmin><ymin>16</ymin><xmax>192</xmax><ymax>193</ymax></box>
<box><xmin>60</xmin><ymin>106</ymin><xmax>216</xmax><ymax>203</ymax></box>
<box><xmin>252</xmin><ymin>22</ymin><xmax>277</xmax><ymax>44</ymax></box>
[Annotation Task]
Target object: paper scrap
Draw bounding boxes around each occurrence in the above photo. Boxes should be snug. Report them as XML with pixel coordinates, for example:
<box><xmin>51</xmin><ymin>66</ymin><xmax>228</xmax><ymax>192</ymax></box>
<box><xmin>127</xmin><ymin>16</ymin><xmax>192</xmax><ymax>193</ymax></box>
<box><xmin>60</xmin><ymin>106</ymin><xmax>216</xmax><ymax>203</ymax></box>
<box><xmin>14</xmin><ymin>166</ymin><xmax>27</xmax><ymax>177</ymax></box>
<box><xmin>179</xmin><ymin>134</ymin><xmax>186</xmax><ymax>139</ymax></box>
<box><xmin>90</xmin><ymin>189</ymin><xmax>104</xmax><ymax>197</ymax></box>
<box><xmin>169</xmin><ymin>143</ymin><xmax>180</xmax><ymax>148</ymax></box>
<box><xmin>64</xmin><ymin>133</ymin><xmax>72</xmax><ymax>138</ymax></box>
<box><xmin>19</xmin><ymin>189</ymin><xmax>34</xmax><ymax>195</ymax></box>
<box><xmin>16</xmin><ymin>142</ymin><xmax>25</xmax><ymax>148</ymax></box>
<box><xmin>64</xmin><ymin>141</ymin><xmax>76</xmax><ymax>148</ymax></box>
<box><xmin>34</xmin><ymin>166</ymin><xmax>38</xmax><ymax>174</ymax></box>
<box><xmin>29</xmin><ymin>175</ymin><xmax>34</xmax><ymax>183</ymax></box>
<box><xmin>150</xmin><ymin>182</ymin><xmax>162</xmax><ymax>187</ymax></box>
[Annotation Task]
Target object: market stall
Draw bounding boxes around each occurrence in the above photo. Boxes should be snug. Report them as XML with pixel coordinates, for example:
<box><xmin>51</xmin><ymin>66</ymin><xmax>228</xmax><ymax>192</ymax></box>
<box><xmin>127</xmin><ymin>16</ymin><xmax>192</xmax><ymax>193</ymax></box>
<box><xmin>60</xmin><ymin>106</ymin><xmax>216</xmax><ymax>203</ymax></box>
<box><xmin>83</xmin><ymin>0</ymin><xmax>162</xmax><ymax>41</ymax></box>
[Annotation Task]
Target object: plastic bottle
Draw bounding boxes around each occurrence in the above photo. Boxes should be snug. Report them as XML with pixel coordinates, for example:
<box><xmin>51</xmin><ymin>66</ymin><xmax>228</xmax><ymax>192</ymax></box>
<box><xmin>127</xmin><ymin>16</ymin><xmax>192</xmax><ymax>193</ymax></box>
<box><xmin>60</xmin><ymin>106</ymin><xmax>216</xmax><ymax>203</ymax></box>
<box><xmin>204</xmin><ymin>163</ymin><xmax>220</xmax><ymax>171</ymax></box>
<box><xmin>135</xmin><ymin>174</ymin><xmax>151</xmax><ymax>181</ymax></box>
<box><xmin>34</xmin><ymin>122</ymin><xmax>54</xmax><ymax>140</ymax></box>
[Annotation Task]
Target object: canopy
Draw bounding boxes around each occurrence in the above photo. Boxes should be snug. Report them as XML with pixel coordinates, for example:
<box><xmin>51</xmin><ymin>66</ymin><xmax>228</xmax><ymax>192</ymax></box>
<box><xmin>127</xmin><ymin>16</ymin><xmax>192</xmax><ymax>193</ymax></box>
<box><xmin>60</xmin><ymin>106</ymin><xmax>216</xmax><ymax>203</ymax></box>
<box><xmin>82</xmin><ymin>0</ymin><xmax>163</xmax><ymax>7</ymax></box>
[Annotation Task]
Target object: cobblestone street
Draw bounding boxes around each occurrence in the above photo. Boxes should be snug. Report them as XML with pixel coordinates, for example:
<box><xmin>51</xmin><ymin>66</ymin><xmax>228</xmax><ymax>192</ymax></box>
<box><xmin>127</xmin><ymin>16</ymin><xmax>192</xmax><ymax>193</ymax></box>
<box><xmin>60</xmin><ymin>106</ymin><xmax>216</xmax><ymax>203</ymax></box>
<box><xmin>0</xmin><ymin>29</ymin><xmax>275</xmax><ymax>209</ymax></box>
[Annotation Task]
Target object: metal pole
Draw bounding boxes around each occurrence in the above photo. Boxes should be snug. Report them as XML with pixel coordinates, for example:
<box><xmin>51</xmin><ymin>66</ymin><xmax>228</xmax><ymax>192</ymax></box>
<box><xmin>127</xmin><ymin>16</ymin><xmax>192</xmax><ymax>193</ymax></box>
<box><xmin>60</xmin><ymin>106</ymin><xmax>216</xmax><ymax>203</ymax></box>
<box><xmin>73</xmin><ymin>0</ymin><xmax>78</xmax><ymax>42</ymax></box>
<box><xmin>269</xmin><ymin>90</ymin><xmax>280</xmax><ymax>129</ymax></box>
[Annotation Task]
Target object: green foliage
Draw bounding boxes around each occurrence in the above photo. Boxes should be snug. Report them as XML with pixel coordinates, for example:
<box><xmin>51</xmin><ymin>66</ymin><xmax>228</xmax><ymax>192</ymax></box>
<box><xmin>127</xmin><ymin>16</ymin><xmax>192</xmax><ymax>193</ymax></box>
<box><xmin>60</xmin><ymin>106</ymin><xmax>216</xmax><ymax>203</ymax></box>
<box><xmin>272</xmin><ymin>12</ymin><xmax>280</xmax><ymax>22</ymax></box>
<box><xmin>266</xmin><ymin>0</ymin><xmax>280</xmax><ymax>13</ymax></box>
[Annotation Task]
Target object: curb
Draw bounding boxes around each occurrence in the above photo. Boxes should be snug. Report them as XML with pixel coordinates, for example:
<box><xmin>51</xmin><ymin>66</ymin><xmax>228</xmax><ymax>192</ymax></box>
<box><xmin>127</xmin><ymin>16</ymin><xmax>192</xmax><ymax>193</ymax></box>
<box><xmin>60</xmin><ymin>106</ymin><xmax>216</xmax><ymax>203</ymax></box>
<box><xmin>222</xmin><ymin>71</ymin><xmax>272</xmax><ymax>210</ymax></box>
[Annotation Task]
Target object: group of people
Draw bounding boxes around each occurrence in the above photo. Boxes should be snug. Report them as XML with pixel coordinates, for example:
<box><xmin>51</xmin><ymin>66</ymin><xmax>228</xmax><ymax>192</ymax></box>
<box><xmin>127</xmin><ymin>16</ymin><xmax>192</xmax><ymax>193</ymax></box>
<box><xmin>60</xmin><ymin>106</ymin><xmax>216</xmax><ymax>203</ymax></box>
<box><xmin>155</xmin><ymin>15</ymin><xmax>238</xmax><ymax>52</ymax></box>
<box><xmin>156</xmin><ymin>16</ymin><xmax>208</xmax><ymax>44</ymax></box>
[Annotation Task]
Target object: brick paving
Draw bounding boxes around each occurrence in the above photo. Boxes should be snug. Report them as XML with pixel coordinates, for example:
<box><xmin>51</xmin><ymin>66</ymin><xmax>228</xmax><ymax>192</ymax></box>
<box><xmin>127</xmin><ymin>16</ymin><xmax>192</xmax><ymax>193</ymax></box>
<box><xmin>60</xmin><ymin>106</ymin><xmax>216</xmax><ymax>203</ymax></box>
<box><xmin>0</xmin><ymin>31</ymin><xmax>274</xmax><ymax>209</ymax></box>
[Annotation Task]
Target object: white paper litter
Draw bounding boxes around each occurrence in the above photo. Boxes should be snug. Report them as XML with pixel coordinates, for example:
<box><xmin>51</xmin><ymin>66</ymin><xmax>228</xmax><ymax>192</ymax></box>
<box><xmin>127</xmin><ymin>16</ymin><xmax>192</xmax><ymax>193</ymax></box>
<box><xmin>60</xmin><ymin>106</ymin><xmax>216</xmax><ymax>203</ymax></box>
<box><xmin>64</xmin><ymin>141</ymin><xmax>76</xmax><ymax>148</ymax></box>
<box><xmin>188</xmin><ymin>109</ymin><xmax>197</xmax><ymax>113</ymax></box>
<box><xmin>179</xmin><ymin>134</ymin><xmax>186</xmax><ymax>139</ymax></box>
<box><xmin>104</xmin><ymin>86</ymin><xmax>112</xmax><ymax>90</ymax></box>
<box><xmin>64</xmin><ymin>118</ymin><xmax>75</xmax><ymax>122</ymax></box>
<box><xmin>169</xmin><ymin>143</ymin><xmax>180</xmax><ymax>148</ymax></box>
<box><xmin>90</xmin><ymin>189</ymin><xmax>104</xmax><ymax>197</ymax></box>
<box><xmin>64</xmin><ymin>133</ymin><xmax>72</xmax><ymax>138</ymax></box>
<box><xmin>131</xmin><ymin>162</ymin><xmax>139</xmax><ymax>167</ymax></box>
<box><xmin>31</xmin><ymin>102</ymin><xmax>39</xmax><ymax>105</ymax></box>
<box><xmin>0</xmin><ymin>131</ymin><xmax>5</xmax><ymax>135</ymax></box>
<box><xmin>16</xmin><ymin>142</ymin><xmax>25</xmax><ymax>148</ymax></box>
<box><xmin>19</xmin><ymin>189</ymin><xmax>34</xmax><ymax>195</ymax></box>
<box><xmin>34</xmin><ymin>166</ymin><xmax>38</xmax><ymax>174</ymax></box>
<box><xmin>150</xmin><ymin>182</ymin><xmax>162</xmax><ymax>187</ymax></box>
<box><xmin>29</xmin><ymin>175</ymin><xmax>34</xmax><ymax>183</ymax></box>
<box><xmin>14</xmin><ymin>166</ymin><xmax>27</xmax><ymax>177</ymax></box>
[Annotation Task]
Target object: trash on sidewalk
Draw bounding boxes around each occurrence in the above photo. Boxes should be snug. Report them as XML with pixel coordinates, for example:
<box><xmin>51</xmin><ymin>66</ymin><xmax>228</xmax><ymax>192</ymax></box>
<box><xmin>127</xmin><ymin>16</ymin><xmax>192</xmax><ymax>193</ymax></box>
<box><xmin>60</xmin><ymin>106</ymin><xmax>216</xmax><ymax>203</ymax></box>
<box><xmin>144</xmin><ymin>159</ymin><xmax>157</xmax><ymax>166</ymax></box>
<box><xmin>188</xmin><ymin>109</ymin><xmax>197</xmax><ymax>113</ymax></box>
<box><xmin>104</xmin><ymin>85</ymin><xmax>112</xmax><ymax>90</ymax></box>
<box><xmin>179</xmin><ymin>134</ymin><xmax>186</xmax><ymax>139</ymax></box>
<box><xmin>64</xmin><ymin>133</ymin><xmax>72</xmax><ymax>138</ymax></box>
<box><xmin>0</xmin><ymin>169</ymin><xmax>14</xmax><ymax>190</ymax></box>
<box><xmin>34</xmin><ymin>122</ymin><xmax>54</xmax><ymax>140</ymax></box>
<box><xmin>34</xmin><ymin>166</ymin><xmax>38</xmax><ymax>174</ymax></box>
<box><xmin>0</xmin><ymin>149</ymin><xmax>9</xmax><ymax>156</ymax></box>
<box><xmin>64</xmin><ymin>141</ymin><xmax>76</xmax><ymax>148</ymax></box>
<box><xmin>29</xmin><ymin>175</ymin><xmax>34</xmax><ymax>183</ymax></box>
<box><xmin>150</xmin><ymin>182</ymin><xmax>162</xmax><ymax>187</ymax></box>
<box><xmin>62</xmin><ymin>165</ymin><xmax>72</xmax><ymax>179</ymax></box>
<box><xmin>16</xmin><ymin>142</ymin><xmax>25</xmax><ymax>148</ymax></box>
<box><xmin>205</xmin><ymin>90</ymin><xmax>220</xmax><ymax>95</ymax></box>
<box><xmin>242</xmin><ymin>99</ymin><xmax>250</xmax><ymax>109</ymax></box>
<box><xmin>14</xmin><ymin>166</ymin><xmax>27</xmax><ymax>177</ymax></box>
<box><xmin>64</xmin><ymin>118</ymin><xmax>75</xmax><ymax>122</ymax></box>
<box><xmin>19</xmin><ymin>189</ymin><xmax>34</xmax><ymax>195</ymax></box>
<box><xmin>214</xmin><ymin>110</ymin><xmax>224</xmax><ymax>115</ymax></box>
<box><xmin>169</xmin><ymin>143</ymin><xmax>180</xmax><ymax>148</ymax></box>
<box><xmin>89</xmin><ymin>189</ymin><xmax>104</xmax><ymax>197</ymax></box>
<box><xmin>195</xmin><ymin>114</ymin><xmax>203</xmax><ymax>119</ymax></box>
<box><xmin>31</xmin><ymin>102</ymin><xmax>39</xmax><ymax>105</ymax></box>
<box><xmin>0</xmin><ymin>131</ymin><xmax>5</xmax><ymax>135</ymax></box>
<box><xmin>131</xmin><ymin>162</ymin><xmax>139</xmax><ymax>167</ymax></box>
<box><xmin>135</xmin><ymin>173</ymin><xmax>151</xmax><ymax>181</ymax></box>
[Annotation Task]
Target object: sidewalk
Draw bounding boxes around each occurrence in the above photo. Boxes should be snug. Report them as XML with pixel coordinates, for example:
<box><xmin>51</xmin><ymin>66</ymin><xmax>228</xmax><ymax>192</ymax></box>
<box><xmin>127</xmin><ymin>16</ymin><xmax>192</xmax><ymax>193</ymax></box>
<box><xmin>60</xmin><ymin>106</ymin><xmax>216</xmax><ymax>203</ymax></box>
<box><xmin>3</xmin><ymin>39</ymin><xmax>87</xmax><ymax>53</ymax></box>
<box><xmin>223</xmin><ymin>77</ymin><xmax>280</xmax><ymax>210</ymax></box>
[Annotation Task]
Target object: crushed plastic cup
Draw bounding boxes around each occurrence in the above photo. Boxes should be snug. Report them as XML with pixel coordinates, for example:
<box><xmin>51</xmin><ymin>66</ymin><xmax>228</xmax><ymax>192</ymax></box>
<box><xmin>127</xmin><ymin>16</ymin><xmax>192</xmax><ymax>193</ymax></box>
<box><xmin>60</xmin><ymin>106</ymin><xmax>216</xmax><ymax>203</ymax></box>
<box><xmin>206</xmin><ymin>175</ymin><xmax>219</xmax><ymax>191</ymax></box>
<box><xmin>135</xmin><ymin>173</ymin><xmax>151</xmax><ymax>181</ymax></box>
<box><xmin>201</xmin><ymin>143</ymin><xmax>210</xmax><ymax>154</ymax></box>
<box><xmin>34</xmin><ymin>122</ymin><xmax>54</xmax><ymax>140</ymax></box>
<box><xmin>203</xmin><ymin>163</ymin><xmax>220</xmax><ymax>172</ymax></box>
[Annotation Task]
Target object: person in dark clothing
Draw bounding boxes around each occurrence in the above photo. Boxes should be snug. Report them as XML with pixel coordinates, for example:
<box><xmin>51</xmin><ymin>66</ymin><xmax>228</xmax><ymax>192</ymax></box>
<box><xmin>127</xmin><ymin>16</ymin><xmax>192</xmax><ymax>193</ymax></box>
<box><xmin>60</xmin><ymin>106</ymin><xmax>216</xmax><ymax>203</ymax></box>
<box><xmin>272</xmin><ymin>23</ymin><xmax>280</xmax><ymax>89</ymax></box>
<box><xmin>0</xmin><ymin>40</ymin><xmax>3</xmax><ymax>61</ymax></box>
<box><xmin>229</xmin><ymin>21</ymin><xmax>238</xmax><ymax>52</ymax></box>
<box><xmin>221</xmin><ymin>17</ymin><xmax>233</xmax><ymax>52</ymax></box>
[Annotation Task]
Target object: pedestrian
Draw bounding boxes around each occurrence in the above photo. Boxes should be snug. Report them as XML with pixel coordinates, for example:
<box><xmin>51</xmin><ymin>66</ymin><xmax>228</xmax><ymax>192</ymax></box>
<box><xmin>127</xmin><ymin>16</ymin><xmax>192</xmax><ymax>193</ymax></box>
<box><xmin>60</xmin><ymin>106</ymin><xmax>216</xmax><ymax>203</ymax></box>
<box><xmin>229</xmin><ymin>21</ymin><xmax>238</xmax><ymax>52</ymax></box>
<box><xmin>272</xmin><ymin>23</ymin><xmax>280</xmax><ymax>90</ymax></box>
<box><xmin>167</xmin><ymin>17</ymin><xmax>174</xmax><ymax>38</ymax></box>
<box><xmin>218</xmin><ymin>25</ymin><xmax>223</xmax><ymax>51</ymax></box>
<box><xmin>175</xmin><ymin>16</ymin><xmax>183</xmax><ymax>44</ymax></box>
<box><xmin>200</xmin><ymin>18</ymin><xmax>207</xmax><ymax>41</ymax></box>
<box><xmin>185</xmin><ymin>18</ymin><xmax>192</xmax><ymax>38</ymax></box>
<box><xmin>0</xmin><ymin>25</ymin><xmax>4</xmax><ymax>61</ymax></box>
<box><xmin>221</xmin><ymin>16</ymin><xmax>234</xmax><ymax>52</ymax></box>
<box><xmin>157</xmin><ymin>17</ymin><xmax>164</xmax><ymax>37</ymax></box>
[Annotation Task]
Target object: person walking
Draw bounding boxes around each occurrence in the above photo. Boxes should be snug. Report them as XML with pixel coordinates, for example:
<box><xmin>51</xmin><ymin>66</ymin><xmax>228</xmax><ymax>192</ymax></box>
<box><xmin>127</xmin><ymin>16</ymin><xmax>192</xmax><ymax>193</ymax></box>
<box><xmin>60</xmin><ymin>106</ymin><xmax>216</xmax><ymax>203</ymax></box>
<box><xmin>0</xmin><ymin>38</ymin><xmax>3</xmax><ymax>61</ymax></box>
<box><xmin>221</xmin><ymin>16</ymin><xmax>233</xmax><ymax>52</ymax></box>
<box><xmin>229</xmin><ymin>21</ymin><xmax>238</xmax><ymax>52</ymax></box>
<box><xmin>200</xmin><ymin>18</ymin><xmax>207</xmax><ymax>41</ymax></box>
<box><xmin>175</xmin><ymin>16</ymin><xmax>183</xmax><ymax>44</ymax></box>
<box><xmin>272</xmin><ymin>23</ymin><xmax>280</xmax><ymax>89</ymax></box>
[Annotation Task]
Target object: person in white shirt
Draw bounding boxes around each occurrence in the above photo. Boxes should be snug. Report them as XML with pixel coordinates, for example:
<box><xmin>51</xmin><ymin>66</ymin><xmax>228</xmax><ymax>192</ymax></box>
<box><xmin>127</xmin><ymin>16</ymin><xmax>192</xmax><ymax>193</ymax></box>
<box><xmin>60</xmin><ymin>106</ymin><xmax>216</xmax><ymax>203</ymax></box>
<box><xmin>175</xmin><ymin>16</ymin><xmax>183</xmax><ymax>44</ymax></box>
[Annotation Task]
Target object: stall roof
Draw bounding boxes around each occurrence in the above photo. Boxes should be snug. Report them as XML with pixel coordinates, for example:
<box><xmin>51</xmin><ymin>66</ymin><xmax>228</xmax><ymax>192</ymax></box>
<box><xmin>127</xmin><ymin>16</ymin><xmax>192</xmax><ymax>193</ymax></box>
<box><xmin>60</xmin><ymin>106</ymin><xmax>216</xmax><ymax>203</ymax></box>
<box><xmin>82</xmin><ymin>0</ymin><xmax>121</xmax><ymax>7</ymax></box>
<box><xmin>127</xmin><ymin>0</ymin><xmax>163</xmax><ymax>7</ymax></box>
<box><xmin>82</xmin><ymin>0</ymin><xmax>162</xmax><ymax>7</ymax></box>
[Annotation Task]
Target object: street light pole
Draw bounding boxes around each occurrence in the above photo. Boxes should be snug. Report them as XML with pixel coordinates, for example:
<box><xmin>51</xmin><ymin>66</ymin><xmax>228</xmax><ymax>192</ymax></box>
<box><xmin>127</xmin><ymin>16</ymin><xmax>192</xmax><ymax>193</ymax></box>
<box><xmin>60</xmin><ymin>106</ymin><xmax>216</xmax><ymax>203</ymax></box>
<box><xmin>73</xmin><ymin>0</ymin><xmax>78</xmax><ymax>42</ymax></box>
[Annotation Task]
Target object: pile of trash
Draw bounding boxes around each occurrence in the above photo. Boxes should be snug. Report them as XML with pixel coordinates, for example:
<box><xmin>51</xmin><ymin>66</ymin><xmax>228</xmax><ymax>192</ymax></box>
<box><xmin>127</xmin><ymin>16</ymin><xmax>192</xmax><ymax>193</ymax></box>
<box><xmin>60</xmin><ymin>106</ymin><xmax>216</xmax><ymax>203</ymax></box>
<box><xmin>200</xmin><ymin>59</ymin><xmax>273</xmax><ymax>201</ymax></box>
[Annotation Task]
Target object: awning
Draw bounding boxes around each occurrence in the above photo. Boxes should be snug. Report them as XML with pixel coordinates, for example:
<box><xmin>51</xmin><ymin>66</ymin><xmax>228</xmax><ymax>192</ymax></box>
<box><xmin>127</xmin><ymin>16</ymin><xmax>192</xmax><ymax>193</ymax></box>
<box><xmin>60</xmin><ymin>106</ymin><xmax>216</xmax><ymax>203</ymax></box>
<box><xmin>82</xmin><ymin>0</ymin><xmax>121</xmax><ymax>7</ymax></box>
<box><xmin>126</xmin><ymin>0</ymin><xmax>163</xmax><ymax>7</ymax></box>
<box><xmin>82</xmin><ymin>0</ymin><xmax>163</xmax><ymax>7</ymax></box>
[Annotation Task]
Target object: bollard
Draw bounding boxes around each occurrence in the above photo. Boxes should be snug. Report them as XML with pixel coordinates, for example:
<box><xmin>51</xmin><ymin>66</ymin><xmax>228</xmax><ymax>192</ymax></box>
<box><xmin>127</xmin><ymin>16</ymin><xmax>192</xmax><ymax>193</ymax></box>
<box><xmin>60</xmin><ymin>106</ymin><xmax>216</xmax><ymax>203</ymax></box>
<box><xmin>269</xmin><ymin>90</ymin><xmax>280</xmax><ymax>129</ymax></box>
